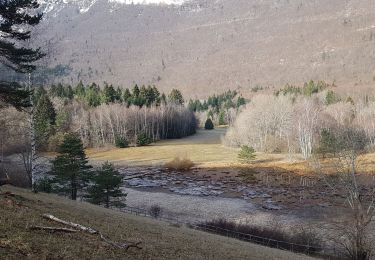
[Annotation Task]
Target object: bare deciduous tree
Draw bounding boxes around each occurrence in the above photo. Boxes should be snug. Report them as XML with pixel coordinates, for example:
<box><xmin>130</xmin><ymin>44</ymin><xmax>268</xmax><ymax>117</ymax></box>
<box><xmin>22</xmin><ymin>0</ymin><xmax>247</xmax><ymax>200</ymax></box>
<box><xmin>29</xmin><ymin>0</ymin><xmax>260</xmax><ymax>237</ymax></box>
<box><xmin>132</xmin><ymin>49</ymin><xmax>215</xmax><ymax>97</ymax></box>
<box><xmin>314</xmin><ymin>127</ymin><xmax>375</xmax><ymax>259</ymax></box>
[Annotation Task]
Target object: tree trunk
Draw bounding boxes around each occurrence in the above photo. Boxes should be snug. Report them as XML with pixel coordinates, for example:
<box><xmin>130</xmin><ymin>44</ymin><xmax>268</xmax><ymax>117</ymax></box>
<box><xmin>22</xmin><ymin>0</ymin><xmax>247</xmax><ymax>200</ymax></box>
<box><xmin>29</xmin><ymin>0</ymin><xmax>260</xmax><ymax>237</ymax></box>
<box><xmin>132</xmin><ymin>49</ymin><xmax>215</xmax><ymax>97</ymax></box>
<box><xmin>28</xmin><ymin>73</ymin><xmax>37</xmax><ymax>191</ymax></box>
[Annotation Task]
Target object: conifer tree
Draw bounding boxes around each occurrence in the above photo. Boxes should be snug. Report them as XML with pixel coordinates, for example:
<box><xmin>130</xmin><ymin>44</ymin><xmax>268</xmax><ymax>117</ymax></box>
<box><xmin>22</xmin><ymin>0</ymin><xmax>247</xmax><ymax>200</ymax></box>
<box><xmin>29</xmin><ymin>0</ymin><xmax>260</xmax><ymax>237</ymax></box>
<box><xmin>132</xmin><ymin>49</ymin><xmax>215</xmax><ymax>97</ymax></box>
<box><xmin>34</xmin><ymin>93</ymin><xmax>56</xmax><ymax>149</ymax></box>
<box><xmin>238</xmin><ymin>145</ymin><xmax>257</xmax><ymax>163</ymax></box>
<box><xmin>75</xmin><ymin>81</ymin><xmax>85</xmax><ymax>98</ymax></box>
<box><xmin>115</xmin><ymin>86</ymin><xmax>122</xmax><ymax>102</ymax></box>
<box><xmin>86</xmin><ymin>162</ymin><xmax>126</xmax><ymax>208</ymax></box>
<box><xmin>50</xmin><ymin>133</ymin><xmax>92</xmax><ymax>200</ymax></box>
<box><xmin>123</xmin><ymin>88</ymin><xmax>131</xmax><ymax>106</ymax></box>
<box><xmin>204</xmin><ymin>118</ymin><xmax>214</xmax><ymax>130</ymax></box>
<box><xmin>86</xmin><ymin>83</ymin><xmax>101</xmax><ymax>107</ymax></box>
<box><xmin>168</xmin><ymin>89</ymin><xmax>184</xmax><ymax>105</ymax></box>
<box><xmin>0</xmin><ymin>0</ymin><xmax>44</xmax><ymax>109</ymax></box>
<box><xmin>102</xmin><ymin>83</ymin><xmax>116</xmax><ymax>104</ymax></box>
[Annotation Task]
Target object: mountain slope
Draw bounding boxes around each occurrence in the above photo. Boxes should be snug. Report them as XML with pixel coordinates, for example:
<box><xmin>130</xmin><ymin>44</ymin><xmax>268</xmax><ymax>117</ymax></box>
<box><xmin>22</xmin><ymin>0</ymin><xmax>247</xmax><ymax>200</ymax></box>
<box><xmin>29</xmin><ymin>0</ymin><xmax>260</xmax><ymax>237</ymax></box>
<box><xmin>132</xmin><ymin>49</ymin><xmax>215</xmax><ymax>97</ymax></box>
<box><xmin>0</xmin><ymin>185</ymin><xmax>312</xmax><ymax>259</ymax></box>
<box><xmin>37</xmin><ymin>0</ymin><xmax>375</xmax><ymax>96</ymax></box>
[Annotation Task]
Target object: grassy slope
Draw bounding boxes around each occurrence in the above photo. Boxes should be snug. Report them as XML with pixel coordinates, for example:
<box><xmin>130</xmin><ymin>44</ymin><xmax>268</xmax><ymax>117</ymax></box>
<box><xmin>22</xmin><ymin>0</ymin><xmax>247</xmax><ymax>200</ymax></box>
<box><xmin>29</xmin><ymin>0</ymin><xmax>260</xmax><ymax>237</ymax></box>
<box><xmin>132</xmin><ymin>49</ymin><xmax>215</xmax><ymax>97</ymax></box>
<box><xmin>0</xmin><ymin>185</ymin><xmax>313</xmax><ymax>260</ymax></box>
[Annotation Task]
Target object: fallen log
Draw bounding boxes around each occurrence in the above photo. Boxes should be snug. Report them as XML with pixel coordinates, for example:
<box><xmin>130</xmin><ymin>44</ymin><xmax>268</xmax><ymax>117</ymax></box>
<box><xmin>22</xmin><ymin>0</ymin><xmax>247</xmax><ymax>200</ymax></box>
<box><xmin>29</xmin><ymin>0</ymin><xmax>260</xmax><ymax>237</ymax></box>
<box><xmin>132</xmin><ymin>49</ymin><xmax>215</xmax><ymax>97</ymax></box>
<box><xmin>29</xmin><ymin>225</ymin><xmax>77</xmax><ymax>233</ymax></box>
<box><xmin>42</xmin><ymin>214</ymin><xmax>142</xmax><ymax>250</ymax></box>
<box><xmin>42</xmin><ymin>214</ymin><xmax>97</xmax><ymax>234</ymax></box>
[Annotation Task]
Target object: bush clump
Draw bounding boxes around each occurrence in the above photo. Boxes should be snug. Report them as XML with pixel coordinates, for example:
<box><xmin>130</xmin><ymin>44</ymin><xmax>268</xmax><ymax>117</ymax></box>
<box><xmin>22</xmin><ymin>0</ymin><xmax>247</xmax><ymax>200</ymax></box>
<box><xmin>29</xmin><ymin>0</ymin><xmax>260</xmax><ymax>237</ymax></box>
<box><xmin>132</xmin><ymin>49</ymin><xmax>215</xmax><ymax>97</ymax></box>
<box><xmin>115</xmin><ymin>136</ymin><xmax>128</xmax><ymax>148</ymax></box>
<box><xmin>136</xmin><ymin>133</ymin><xmax>152</xmax><ymax>146</ymax></box>
<box><xmin>198</xmin><ymin>219</ymin><xmax>322</xmax><ymax>255</ymax></box>
<box><xmin>148</xmin><ymin>204</ymin><xmax>162</xmax><ymax>218</ymax></box>
<box><xmin>238</xmin><ymin>145</ymin><xmax>256</xmax><ymax>163</ymax></box>
<box><xmin>35</xmin><ymin>177</ymin><xmax>54</xmax><ymax>193</ymax></box>
<box><xmin>204</xmin><ymin>118</ymin><xmax>214</xmax><ymax>130</ymax></box>
<box><xmin>164</xmin><ymin>157</ymin><xmax>194</xmax><ymax>171</ymax></box>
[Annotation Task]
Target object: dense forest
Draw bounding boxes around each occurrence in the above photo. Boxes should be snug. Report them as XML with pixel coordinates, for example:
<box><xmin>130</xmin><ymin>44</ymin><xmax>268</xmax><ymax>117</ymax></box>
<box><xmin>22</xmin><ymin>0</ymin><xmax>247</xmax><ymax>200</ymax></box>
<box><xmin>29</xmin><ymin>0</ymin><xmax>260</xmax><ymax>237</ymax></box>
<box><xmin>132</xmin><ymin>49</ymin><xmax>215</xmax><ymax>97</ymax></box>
<box><xmin>2</xmin><ymin>82</ymin><xmax>196</xmax><ymax>153</ymax></box>
<box><xmin>188</xmin><ymin>90</ymin><xmax>247</xmax><ymax>126</ymax></box>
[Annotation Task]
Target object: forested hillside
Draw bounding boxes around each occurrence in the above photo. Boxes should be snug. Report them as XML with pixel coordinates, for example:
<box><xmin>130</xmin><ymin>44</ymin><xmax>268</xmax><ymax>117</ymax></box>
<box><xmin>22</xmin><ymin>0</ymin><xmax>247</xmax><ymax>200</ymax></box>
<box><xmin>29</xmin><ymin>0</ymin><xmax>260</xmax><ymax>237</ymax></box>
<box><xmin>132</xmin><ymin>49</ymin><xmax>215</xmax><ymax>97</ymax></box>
<box><xmin>23</xmin><ymin>0</ymin><xmax>375</xmax><ymax>96</ymax></box>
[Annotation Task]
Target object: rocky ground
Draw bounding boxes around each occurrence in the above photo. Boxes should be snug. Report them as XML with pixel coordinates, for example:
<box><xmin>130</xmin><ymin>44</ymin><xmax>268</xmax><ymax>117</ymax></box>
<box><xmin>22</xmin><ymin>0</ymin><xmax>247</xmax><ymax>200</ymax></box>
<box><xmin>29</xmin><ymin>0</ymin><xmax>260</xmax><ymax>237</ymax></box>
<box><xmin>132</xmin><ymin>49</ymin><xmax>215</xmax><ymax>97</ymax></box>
<box><xmin>119</xmin><ymin>166</ymin><xmax>344</xmax><ymax>224</ymax></box>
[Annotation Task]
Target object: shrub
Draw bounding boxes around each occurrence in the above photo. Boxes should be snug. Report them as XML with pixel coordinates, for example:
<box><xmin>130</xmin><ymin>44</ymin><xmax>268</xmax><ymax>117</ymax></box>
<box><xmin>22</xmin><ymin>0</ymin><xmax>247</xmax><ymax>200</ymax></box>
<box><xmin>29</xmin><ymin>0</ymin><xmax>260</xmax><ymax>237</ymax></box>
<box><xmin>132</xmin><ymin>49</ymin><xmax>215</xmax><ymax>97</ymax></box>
<box><xmin>197</xmin><ymin>219</ymin><xmax>322</xmax><ymax>255</ymax></box>
<box><xmin>35</xmin><ymin>177</ymin><xmax>53</xmax><ymax>193</ymax></box>
<box><xmin>238</xmin><ymin>145</ymin><xmax>256</xmax><ymax>163</ymax></box>
<box><xmin>148</xmin><ymin>204</ymin><xmax>162</xmax><ymax>218</ymax></box>
<box><xmin>115</xmin><ymin>136</ymin><xmax>128</xmax><ymax>148</ymax></box>
<box><xmin>164</xmin><ymin>157</ymin><xmax>194</xmax><ymax>171</ymax></box>
<box><xmin>136</xmin><ymin>133</ymin><xmax>152</xmax><ymax>146</ymax></box>
<box><xmin>204</xmin><ymin>118</ymin><xmax>214</xmax><ymax>130</ymax></box>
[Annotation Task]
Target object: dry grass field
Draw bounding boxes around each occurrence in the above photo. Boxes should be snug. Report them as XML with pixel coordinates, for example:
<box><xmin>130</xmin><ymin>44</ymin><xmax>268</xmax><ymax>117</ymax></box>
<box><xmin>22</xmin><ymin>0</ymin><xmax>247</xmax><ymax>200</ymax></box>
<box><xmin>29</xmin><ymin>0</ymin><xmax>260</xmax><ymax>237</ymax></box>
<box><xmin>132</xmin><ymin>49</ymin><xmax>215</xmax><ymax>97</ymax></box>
<box><xmin>87</xmin><ymin>128</ymin><xmax>375</xmax><ymax>177</ymax></box>
<box><xmin>0</xmin><ymin>185</ymin><xmax>314</xmax><ymax>260</ymax></box>
<box><xmin>87</xmin><ymin>129</ymin><xmax>240</xmax><ymax>167</ymax></box>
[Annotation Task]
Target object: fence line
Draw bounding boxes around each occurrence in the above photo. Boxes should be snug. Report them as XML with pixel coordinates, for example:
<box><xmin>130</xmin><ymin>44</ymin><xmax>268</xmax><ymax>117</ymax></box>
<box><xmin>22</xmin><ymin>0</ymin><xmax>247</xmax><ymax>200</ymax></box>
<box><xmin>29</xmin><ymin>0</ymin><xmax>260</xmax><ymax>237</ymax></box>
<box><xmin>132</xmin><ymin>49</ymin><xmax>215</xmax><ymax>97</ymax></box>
<box><xmin>113</xmin><ymin>205</ymin><xmax>330</xmax><ymax>257</ymax></box>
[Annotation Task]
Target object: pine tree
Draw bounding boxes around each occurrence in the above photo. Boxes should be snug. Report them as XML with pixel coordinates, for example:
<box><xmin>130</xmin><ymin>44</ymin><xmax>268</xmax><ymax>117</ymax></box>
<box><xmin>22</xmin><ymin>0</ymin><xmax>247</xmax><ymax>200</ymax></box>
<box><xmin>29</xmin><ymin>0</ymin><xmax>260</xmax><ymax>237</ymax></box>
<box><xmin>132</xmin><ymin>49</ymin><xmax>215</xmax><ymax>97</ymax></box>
<box><xmin>102</xmin><ymin>83</ymin><xmax>116</xmax><ymax>104</ymax></box>
<box><xmin>152</xmin><ymin>85</ymin><xmax>160</xmax><ymax>105</ymax></box>
<box><xmin>168</xmin><ymin>89</ymin><xmax>184</xmax><ymax>105</ymax></box>
<box><xmin>218</xmin><ymin>110</ymin><xmax>226</xmax><ymax>125</ymax></box>
<box><xmin>0</xmin><ymin>0</ymin><xmax>44</xmax><ymax>109</ymax></box>
<box><xmin>238</xmin><ymin>145</ymin><xmax>256</xmax><ymax>163</ymax></box>
<box><xmin>75</xmin><ymin>81</ymin><xmax>85</xmax><ymax>98</ymax></box>
<box><xmin>316</xmin><ymin>128</ymin><xmax>337</xmax><ymax>158</ymax></box>
<box><xmin>64</xmin><ymin>85</ymin><xmax>74</xmax><ymax>99</ymax></box>
<box><xmin>34</xmin><ymin>93</ymin><xmax>56</xmax><ymax>149</ymax></box>
<box><xmin>204</xmin><ymin>118</ymin><xmax>214</xmax><ymax>130</ymax></box>
<box><xmin>123</xmin><ymin>88</ymin><xmax>132</xmax><ymax>106</ymax></box>
<box><xmin>115</xmin><ymin>86</ymin><xmax>122</xmax><ymax>102</ymax></box>
<box><xmin>86</xmin><ymin>83</ymin><xmax>101</xmax><ymax>107</ymax></box>
<box><xmin>50</xmin><ymin>133</ymin><xmax>92</xmax><ymax>200</ymax></box>
<box><xmin>86</xmin><ymin>162</ymin><xmax>126</xmax><ymax>208</ymax></box>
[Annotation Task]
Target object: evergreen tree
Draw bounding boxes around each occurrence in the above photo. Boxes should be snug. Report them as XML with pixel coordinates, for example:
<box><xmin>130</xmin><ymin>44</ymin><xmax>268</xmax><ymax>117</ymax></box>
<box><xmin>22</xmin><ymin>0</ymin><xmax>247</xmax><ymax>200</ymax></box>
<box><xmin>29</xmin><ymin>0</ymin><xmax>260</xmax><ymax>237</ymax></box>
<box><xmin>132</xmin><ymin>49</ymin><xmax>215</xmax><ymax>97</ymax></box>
<box><xmin>86</xmin><ymin>162</ymin><xmax>126</xmax><ymax>208</ymax></box>
<box><xmin>64</xmin><ymin>85</ymin><xmax>74</xmax><ymax>99</ymax></box>
<box><xmin>204</xmin><ymin>118</ymin><xmax>214</xmax><ymax>130</ymax></box>
<box><xmin>152</xmin><ymin>86</ymin><xmax>160</xmax><ymax>105</ymax></box>
<box><xmin>138</xmin><ymin>85</ymin><xmax>147</xmax><ymax>107</ymax></box>
<box><xmin>50</xmin><ymin>133</ymin><xmax>92</xmax><ymax>200</ymax></box>
<box><xmin>123</xmin><ymin>88</ymin><xmax>132</xmax><ymax>106</ymax></box>
<box><xmin>102</xmin><ymin>83</ymin><xmax>116</xmax><ymax>104</ymax></box>
<box><xmin>145</xmin><ymin>85</ymin><xmax>155</xmax><ymax>106</ymax></box>
<box><xmin>316</xmin><ymin>128</ymin><xmax>338</xmax><ymax>158</ymax></box>
<box><xmin>115</xmin><ymin>86</ymin><xmax>122</xmax><ymax>102</ymax></box>
<box><xmin>132</xmin><ymin>84</ymin><xmax>142</xmax><ymax>106</ymax></box>
<box><xmin>168</xmin><ymin>89</ymin><xmax>184</xmax><ymax>105</ymax></box>
<box><xmin>34</xmin><ymin>93</ymin><xmax>56</xmax><ymax>148</ymax></box>
<box><xmin>0</xmin><ymin>0</ymin><xmax>44</xmax><ymax>109</ymax></box>
<box><xmin>86</xmin><ymin>83</ymin><xmax>101</xmax><ymax>107</ymax></box>
<box><xmin>218</xmin><ymin>110</ymin><xmax>226</xmax><ymax>125</ymax></box>
<box><xmin>238</xmin><ymin>145</ymin><xmax>257</xmax><ymax>163</ymax></box>
<box><xmin>75</xmin><ymin>81</ymin><xmax>85</xmax><ymax>98</ymax></box>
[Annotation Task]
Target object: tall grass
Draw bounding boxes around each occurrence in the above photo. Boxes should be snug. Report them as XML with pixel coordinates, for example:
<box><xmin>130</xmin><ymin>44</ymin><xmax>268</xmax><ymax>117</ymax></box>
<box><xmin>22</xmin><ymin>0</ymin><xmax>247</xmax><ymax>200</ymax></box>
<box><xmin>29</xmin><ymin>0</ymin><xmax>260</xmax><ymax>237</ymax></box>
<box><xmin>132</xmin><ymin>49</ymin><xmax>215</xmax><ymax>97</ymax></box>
<box><xmin>164</xmin><ymin>157</ymin><xmax>194</xmax><ymax>171</ymax></box>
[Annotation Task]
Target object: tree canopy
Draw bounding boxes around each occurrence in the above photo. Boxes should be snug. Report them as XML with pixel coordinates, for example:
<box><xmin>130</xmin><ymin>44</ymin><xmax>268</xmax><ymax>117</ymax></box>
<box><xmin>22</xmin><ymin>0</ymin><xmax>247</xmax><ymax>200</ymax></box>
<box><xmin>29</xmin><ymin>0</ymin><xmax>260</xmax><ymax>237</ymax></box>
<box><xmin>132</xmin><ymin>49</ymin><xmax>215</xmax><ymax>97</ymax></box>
<box><xmin>0</xmin><ymin>0</ymin><xmax>44</xmax><ymax>109</ymax></box>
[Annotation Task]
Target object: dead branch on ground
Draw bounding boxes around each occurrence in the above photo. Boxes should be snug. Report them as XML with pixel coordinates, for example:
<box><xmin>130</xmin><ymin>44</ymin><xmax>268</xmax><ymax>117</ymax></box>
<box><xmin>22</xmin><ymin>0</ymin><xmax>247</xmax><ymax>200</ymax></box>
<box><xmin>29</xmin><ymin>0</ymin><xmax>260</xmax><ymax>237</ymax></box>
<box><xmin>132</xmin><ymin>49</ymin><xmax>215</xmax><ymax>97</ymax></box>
<box><xmin>42</xmin><ymin>214</ymin><xmax>142</xmax><ymax>250</ymax></box>
<box><xmin>29</xmin><ymin>225</ymin><xmax>77</xmax><ymax>233</ymax></box>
